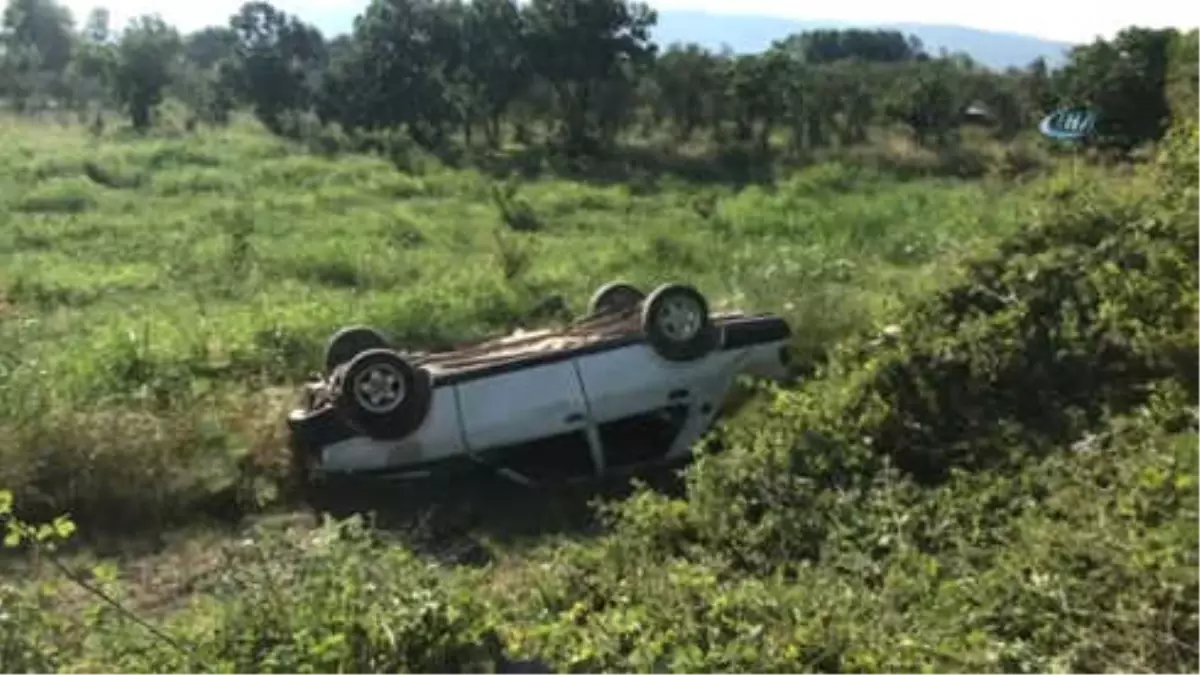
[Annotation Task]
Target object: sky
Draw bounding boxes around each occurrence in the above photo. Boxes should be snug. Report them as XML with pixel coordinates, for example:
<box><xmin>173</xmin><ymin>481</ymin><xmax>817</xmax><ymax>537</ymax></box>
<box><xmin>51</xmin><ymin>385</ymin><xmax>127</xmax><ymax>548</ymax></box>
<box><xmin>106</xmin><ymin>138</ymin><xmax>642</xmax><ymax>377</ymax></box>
<box><xmin>61</xmin><ymin>0</ymin><xmax>1200</xmax><ymax>44</ymax></box>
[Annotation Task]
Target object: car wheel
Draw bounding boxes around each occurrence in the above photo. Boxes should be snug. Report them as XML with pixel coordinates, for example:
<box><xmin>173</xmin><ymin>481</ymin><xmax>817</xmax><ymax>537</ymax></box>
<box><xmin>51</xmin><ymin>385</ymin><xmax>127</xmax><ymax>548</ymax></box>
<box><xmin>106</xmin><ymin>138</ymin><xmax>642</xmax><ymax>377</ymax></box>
<box><xmin>588</xmin><ymin>281</ymin><xmax>646</xmax><ymax>315</ymax></box>
<box><xmin>641</xmin><ymin>283</ymin><xmax>718</xmax><ymax>361</ymax></box>
<box><xmin>333</xmin><ymin>348</ymin><xmax>433</xmax><ymax>440</ymax></box>
<box><xmin>325</xmin><ymin>325</ymin><xmax>389</xmax><ymax>373</ymax></box>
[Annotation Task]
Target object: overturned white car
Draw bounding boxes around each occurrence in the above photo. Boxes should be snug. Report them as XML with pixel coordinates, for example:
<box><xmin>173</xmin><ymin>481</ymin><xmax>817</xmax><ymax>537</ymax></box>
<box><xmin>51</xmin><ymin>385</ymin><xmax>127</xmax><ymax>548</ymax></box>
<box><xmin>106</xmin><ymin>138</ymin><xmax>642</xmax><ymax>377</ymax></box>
<box><xmin>287</xmin><ymin>282</ymin><xmax>793</xmax><ymax>488</ymax></box>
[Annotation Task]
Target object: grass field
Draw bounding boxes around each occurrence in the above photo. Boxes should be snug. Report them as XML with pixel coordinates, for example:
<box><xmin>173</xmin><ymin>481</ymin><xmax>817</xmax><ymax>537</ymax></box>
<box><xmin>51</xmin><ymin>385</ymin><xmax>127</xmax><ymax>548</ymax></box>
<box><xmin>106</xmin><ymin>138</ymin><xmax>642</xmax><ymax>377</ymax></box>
<box><xmin>0</xmin><ymin>113</ymin><xmax>1195</xmax><ymax>672</ymax></box>
<box><xmin>0</xmin><ymin>115</ymin><xmax>1046</xmax><ymax>534</ymax></box>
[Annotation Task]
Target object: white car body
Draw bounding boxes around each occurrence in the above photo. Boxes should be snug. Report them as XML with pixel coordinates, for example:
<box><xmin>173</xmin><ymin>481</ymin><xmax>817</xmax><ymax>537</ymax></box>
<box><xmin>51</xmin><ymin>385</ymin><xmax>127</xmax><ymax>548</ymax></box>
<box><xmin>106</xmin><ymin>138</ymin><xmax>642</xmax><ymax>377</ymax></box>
<box><xmin>287</xmin><ymin>309</ymin><xmax>792</xmax><ymax>487</ymax></box>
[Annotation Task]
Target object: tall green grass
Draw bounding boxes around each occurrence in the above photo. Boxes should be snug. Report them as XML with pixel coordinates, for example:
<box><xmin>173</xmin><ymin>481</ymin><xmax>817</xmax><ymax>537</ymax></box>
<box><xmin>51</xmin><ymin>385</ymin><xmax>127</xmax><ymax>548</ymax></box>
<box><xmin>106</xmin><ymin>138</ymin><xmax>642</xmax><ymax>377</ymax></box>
<box><xmin>0</xmin><ymin>118</ymin><xmax>1194</xmax><ymax>674</ymax></box>
<box><xmin>0</xmin><ymin>116</ymin><xmax>1047</xmax><ymax>535</ymax></box>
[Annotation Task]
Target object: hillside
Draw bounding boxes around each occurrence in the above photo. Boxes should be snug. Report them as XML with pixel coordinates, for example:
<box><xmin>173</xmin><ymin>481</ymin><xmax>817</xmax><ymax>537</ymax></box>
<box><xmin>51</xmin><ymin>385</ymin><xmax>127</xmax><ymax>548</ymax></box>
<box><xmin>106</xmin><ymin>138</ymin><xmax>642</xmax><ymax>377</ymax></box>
<box><xmin>0</xmin><ymin>113</ymin><xmax>1196</xmax><ymax>673</ymax></box>
<box><xmin>0</xmin><ymin>117</ymin><xmax>1040</xmax><ymax>535</ymax></box>
<box><xmin>651</xmin><ymin>11</ymin><xmax>1076</xmax><ymax>68</ymax></box>
<box><xmin>0</xmin><ymin>0</ymin><xmax>1197</xmax><ymax>670</ymax></box>
<box><xmin>295</xmin><ymin>6</ymin><xmax>1075</xmax><ymax>70</ymax></box>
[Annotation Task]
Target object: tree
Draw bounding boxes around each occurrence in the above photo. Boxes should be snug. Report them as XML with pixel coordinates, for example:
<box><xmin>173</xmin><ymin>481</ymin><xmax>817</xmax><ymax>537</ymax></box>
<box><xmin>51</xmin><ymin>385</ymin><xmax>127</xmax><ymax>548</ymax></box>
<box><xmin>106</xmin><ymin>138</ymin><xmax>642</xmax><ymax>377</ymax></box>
<box><xmin>0</xmin><ymin>0</ymin><xmax>74</xmax><ymax>109</ymax></box>
<box><xmin>824</xmin><ymin>59</ymin><xmax>877</xmax><ymax>145</ymax></box>
<box><xmin>183</xmin><ymin>26</ymin><xmax>236</xmax><ymax>70</ymax></box>
<box><xmin>885</xmin><ymin>59</ymin><xmax>968</xmax><ymax>147</ymax></box>
<box><xmin>1019</xmin><ymin>56</ymin><xmax>1056</xmax><ymax>119</ymax></box>
<box><xmin>653</xmin><ymin>42</ymin><xmax>722</xmax><ymax>142</ymax></box>
<box><xmin>1057</xmin><ymin>27</ymin><xmax>1176</xmax><ymax>149</ymax></box>
<box><xmin>779</xmin><ymin>28</ymin><xmax>923</xmax><ymax>64</ymax></box>
<box><xmin>971</xmin><ymin>71</ymin><xmax>1026</xmax><ymax>140</ymax></box>
<box><xmin>423</xmin><ymin>0</ymin><xmax>474</xmax><ymax>145</ymax></box>
<box><xmin>67</xmin><ymin>6</ymin><xmax>116</xmax><ymax>114</ymax></box>
<box><xmin>462</xmin><ymin>0</ymin><xmax>530</xmax><ymax>147</ymax></box>
<box><xmin>1</xmin><ymin>0</ymin><xmax>74</xmax><ymax>72</ymax></box>
<box><xmin>521</xmin><ymin>0</ymin><xmax>657</xmax><ymax>154</ymax></box>
<box><xmin>318</xmin><ymin>0</ymin><xmax>461</xmax><ymax>145</ymax></box>
<box><xmin>226</xmin><ymin>1</ymin><xmax>325</xmax><ymax>133</ymax></box>
<box><xmin>723</xmin><ymin>50</ymin><xmax>791</xmax><ymax>152</ymax></box>
<box><xmin>1165</xmin><ymin>29</ymin><xmax>1198</xmax><ymax>124</ymax></box>
<box><xmin>0</xmin><ymin>41</ymin><xmax>43</xmax><ymax>110</ymax></box>
<box><xmin>112</xmin><ymin>15</ymin><xmax>181</xmax><ymax>129</ymax></box>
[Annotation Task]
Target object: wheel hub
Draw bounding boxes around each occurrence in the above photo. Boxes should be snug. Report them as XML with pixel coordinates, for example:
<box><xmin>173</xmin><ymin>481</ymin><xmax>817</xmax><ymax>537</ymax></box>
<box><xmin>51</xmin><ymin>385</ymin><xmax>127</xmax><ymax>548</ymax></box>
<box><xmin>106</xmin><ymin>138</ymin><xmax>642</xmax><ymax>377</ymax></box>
<box><xmin>656</xmin><ymin>296</ymin><xmax>703</xmax><ymax>342</ymax></box>
<box><xmin>353</xmin><ymin>364</ymin><xmax>406</xmax><ymax>413</ymax></box>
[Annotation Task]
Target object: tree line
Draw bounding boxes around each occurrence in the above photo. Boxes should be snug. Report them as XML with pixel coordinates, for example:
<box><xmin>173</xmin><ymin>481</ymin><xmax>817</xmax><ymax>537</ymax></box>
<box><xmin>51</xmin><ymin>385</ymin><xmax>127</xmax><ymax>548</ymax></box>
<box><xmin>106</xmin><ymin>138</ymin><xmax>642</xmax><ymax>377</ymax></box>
<box><xmin>1</xmin><ymin>0</ymin><xmax>1196</xmax><ymax>157</ymax></box>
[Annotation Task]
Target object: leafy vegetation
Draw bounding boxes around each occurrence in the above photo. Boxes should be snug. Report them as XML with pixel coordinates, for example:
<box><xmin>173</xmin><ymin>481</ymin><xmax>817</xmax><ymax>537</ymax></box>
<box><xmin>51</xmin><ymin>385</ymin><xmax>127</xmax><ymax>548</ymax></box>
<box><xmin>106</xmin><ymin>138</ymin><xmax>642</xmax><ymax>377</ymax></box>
<box><xmin>1</xmin><ymin>126</ymin><xmax>1194</xmax><ymax>671</ymax></box>
<box><xmin>2</xmin><ymin>0</ymin><xmax>1196</xmax><ymax>154</ymax></box>
<box><xmin>0</xmin><ymin>0</ymin><xmax>1197</xmax><ymax>671</ymax></box>
<box><xmin>0</xmin><ymin>115</ymin><xmax>1048</xmax><ymax>536</ymax></box>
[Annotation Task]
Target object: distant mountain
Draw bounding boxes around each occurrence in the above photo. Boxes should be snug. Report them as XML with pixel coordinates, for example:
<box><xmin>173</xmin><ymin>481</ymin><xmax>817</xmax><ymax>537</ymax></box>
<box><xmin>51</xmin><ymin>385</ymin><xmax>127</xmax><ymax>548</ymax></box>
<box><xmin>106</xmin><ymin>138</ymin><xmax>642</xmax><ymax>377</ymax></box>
<box><xmin>300</xmin><ymin>6</ymin><xmax>1076</xmax><ymax>72</ymax></box>
<box><xmin>651</xmin><ymin>11</ymin><xmax>1076</xmax><ymax>70</ymax></box>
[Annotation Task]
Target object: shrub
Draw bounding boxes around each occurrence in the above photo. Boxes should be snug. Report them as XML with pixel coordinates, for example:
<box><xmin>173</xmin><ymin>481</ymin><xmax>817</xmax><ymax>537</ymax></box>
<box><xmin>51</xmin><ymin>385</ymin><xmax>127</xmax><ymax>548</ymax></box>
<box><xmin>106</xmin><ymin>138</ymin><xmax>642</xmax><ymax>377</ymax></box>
<box><xmin>675</xmin><ymin>185</ymin><xmax>1197</xmax><ymax>566</ymax></box>
<box><xmin>5</xmin><ymin>103</ymin><xmax>1198</xmax><ymax>675</ymax></box>
<box><xmin>1</xmin><ymin>504</ymin><xmax>507</xmax><ymax>673</ymax></box>
<box><xmin>989</xmin><ymin>141</ymin><xmax>1048</xmax><ymax>180</ymax></box>
<box><xmin>935</xmin><ymin>144</ymin><xmax>990</xmax><ymax>178</ymax></box>
<box><xmin>0</xmin><ymin>492</ymin><xmax>78</xmax><ymax>673</ymax></box>
<box><xmin>489</xmin><ymin>161</ymin><xmax>1200</xmax><ymax>675</ymax></box>
<box><xmin>15</xmin><ymin>177</ymin><xmax>98</xmax><ymax>214</ymax></box>
<box><xmin>1156</xmin><ymin>118</ymin><xmax>1199</xmax><ymax>207</ymax></box>
<box><xmin>491</xmin><ymin>180</ymin><xmax>543</xmax><ymax>232</ymax></box>
<box><xmin>104</xmin><ymin>517</ymin><xmax>506</xmax><ymax>673</ymax></box>
<box><xmin>501</xmin><ymin>388</ymin><xmax>1198</xmax><ymax>673</ymax></box>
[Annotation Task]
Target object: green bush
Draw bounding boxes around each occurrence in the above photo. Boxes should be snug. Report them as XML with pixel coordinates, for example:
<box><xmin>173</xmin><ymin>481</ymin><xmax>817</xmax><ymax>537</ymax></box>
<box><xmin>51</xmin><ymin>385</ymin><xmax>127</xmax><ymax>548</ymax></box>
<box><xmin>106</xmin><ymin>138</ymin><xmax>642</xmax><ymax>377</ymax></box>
<box><xmin>3</xmin><ymin>116</ymin><xmax>1197</xmax><ymax>675</ymax></box>
<box><xmin>1156</xmin><ymin>118</ymin><xmax>1199</xmax><ymax>206</ymax></box>
<box><xmin>664</xmin><ymin>185</ymin><xmax>1198</xmax><ymax>570</ymax></box>
<box><xmin>15</xmin><ymin>177</ymin><xmax>99</xmax><ymax>214</ymax></box>
<box><xmin>989</xmin><ymin>141</ymin><xmax>1048</xmax><ymax>180</ymax></box>
<box><xmin>500</xmin><ymin>388</ymin><xmax>1198</xmax><ymax>673</ymax></box>
<box><xmin>0</xmin><ymin>492</ymin><xmax>78</xmax><ymax>673</ymax></box>
<box><xmin>487</xmin><ymin>158</ymin><xmax>1199</xmax><ymax>672</ymax></box>
<box><xmin>3</xmin><ymin>493</ymin><xmax>506</xmax><ymax>673</ymax></box>
<box><xmin>193</xmin><ymin>519</ymin><xmax>500</xmax><ymax>673</ymax></box>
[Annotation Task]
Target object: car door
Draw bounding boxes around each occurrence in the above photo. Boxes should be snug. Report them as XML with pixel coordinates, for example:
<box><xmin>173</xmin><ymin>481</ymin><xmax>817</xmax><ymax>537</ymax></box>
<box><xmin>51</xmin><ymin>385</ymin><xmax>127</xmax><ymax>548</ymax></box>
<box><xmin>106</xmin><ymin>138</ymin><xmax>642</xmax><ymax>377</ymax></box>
<box><xmin>574</xmin><ymin>341</ymin><xmax>745</xmax><ymax>470</ymax></box>
<box><xmin>454</xmin><ymin>358</ymin><xmax>599</xmax><ymax>483</ymax></box>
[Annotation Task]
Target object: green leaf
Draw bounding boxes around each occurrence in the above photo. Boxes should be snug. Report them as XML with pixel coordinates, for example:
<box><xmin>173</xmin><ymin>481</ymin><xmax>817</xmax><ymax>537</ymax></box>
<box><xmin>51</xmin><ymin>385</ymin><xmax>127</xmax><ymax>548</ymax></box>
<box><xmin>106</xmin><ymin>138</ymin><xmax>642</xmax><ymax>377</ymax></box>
<box><xmin>52</xmin><ymin>515</ymin><xmax>77</xmax><ymax>540</ymax></box>
<box><xmin>4</xmin><ymin>529</ymin><xmax>22</xmax><ymax>548</ymax></box>
<box><xmin>0</xmin><ymin>490</ymin><xmax>12</xmax><ymax>515</ymax></box>
<box><xmin>92</xmin><ymin>562</ymin><xmax>118</xmax><ymax>583</ymax></box>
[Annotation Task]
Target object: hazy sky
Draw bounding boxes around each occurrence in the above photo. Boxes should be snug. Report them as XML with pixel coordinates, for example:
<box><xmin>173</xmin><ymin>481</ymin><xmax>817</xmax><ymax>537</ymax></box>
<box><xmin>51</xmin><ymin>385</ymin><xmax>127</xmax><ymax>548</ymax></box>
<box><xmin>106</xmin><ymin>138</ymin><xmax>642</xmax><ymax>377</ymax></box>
<box><xmin>63</xmin><ymin>0</ymin><xmax>1200</xmax><ymax>44</ymax></box>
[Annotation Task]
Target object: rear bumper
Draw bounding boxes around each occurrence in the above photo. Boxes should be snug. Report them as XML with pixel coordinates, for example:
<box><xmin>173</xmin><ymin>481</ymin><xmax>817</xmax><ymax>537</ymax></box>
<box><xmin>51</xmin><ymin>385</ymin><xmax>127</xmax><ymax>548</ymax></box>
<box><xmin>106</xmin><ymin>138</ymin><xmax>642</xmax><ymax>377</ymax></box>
<box><xmin>717</xmin><ymin>314</ymin><xmax>792</xmax><ymax>351</ymax></box>
<box><xmin>718</xmin><ymin>314</ymin><xmax>793</xmax><ymax>381</ymax></box>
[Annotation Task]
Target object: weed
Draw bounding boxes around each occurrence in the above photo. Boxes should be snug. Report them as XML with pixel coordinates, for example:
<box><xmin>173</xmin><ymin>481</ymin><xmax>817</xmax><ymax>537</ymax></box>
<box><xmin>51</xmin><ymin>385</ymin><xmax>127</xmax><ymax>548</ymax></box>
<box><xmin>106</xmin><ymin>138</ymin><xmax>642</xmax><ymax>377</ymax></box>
<box><xmin>491</xmin><ymin>180</ymin><xmax>543</xmax><ymax>232</ymax></box>
<box><xmin>0</xmin><ymin>114</ymin><xmax>1194</xmax><ymax>674</ymax></box>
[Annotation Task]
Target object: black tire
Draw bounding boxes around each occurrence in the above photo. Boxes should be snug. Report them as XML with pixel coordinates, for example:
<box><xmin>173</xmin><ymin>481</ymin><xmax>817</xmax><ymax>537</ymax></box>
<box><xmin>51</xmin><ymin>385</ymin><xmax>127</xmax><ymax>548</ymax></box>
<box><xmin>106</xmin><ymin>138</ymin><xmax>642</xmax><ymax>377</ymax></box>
<box><xmin>325</xmin><ymin>325</ymin><xmax>390</xmax><ymax>373</ymax></box>
<box><xmin>333</xmin><ymin>349</ymin><xmax>433</xmax><ymax>440</ymax></box>
<box><xmin>640</xmin><ymin>283</ymin><xmax>718</xmax><ymax>362</ymax></box>
<box><xmin>588</xmin><ymin>281</ymin><xmax>646</xmax><ymax>315</ymax></box>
